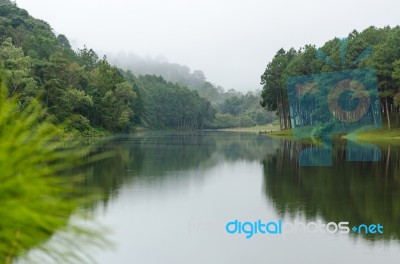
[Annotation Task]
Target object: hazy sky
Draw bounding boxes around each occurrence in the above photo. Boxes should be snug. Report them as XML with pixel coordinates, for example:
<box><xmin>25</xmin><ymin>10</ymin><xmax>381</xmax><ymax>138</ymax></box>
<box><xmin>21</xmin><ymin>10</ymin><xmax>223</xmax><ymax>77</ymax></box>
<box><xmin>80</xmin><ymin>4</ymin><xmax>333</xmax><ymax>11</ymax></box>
<box><xmin>15</xmin><ymin>0</ymin><xmax>400</xmax><ymax>92</ymax></box>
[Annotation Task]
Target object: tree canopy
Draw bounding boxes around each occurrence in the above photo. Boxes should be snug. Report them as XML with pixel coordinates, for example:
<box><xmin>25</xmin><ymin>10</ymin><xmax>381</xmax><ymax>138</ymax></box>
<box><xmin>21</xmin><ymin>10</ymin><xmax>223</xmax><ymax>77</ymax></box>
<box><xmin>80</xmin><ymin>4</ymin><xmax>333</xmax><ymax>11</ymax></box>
<box><xmin>0</xmin><ymin>1</ymin><xmax>223</xmax><ymax>133</ymax></box>
<box><xmin>261</xmin><ymin>26</ymin><xmax>400</xmax><ymax>131</ymax></box>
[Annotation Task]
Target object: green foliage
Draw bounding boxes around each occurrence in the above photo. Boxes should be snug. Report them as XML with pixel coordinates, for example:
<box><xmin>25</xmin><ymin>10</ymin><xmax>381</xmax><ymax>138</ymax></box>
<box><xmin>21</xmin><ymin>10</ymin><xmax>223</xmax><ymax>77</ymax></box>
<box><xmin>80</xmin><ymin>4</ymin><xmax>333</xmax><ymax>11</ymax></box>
<box><xmin>261</xmin><ymin>26</ymin><xmax>400</xmax><ymax>131</ymax></box>
<box><xmin>238</xmin><ymin>115</ymin><xmax>256</xmax><ymax>127</ymax></box>
<box><xmin>0</xmin><ymin>1</ymin><xmax>222</xmax><ymax>132</ymax></box>
<box><xmin>310</xmin><ymin>122</ymin><xmax>335</xmax><ymax>139</ymax></box>
<box><xmin>136</xmin><ymin>75</ymin><xmax>215</xmax><ymax>129</ymax></box>
<box><xmin>209</xmin><ymin>113</ymin><xmax>239</xmax><ymax>128</ymax></box>
<box><xmin>0</xmin><ymin>37</ymin><xmax>38</xmax><ymax>105</ymax></box>
<box><xmin>108</xmin><ymin>54</ymin><xmax>231</xmax><ymax>104</ymax></box>
<box><xmin>0</xmin><ymin>76</ymin><xmax>106</xmax><ymax>263</ymax></box>
<box><xmin>213</xmin><ymin>92</ymin><xmax>275</xmax><ymax>128</ymax></box>
<box><xmin>1</xmin><ymin>1</ymin><xmax>276</xmax><ymax>133</ymax></box>
<box><xmin>0</xmin><ymin>2</ymin><xmax>142</xmax><ymax>134</ymax></box>
<box><xmin>393</xmin><ymin>60</ymin><xmax>400</xmax><ymax>85</ymax></box>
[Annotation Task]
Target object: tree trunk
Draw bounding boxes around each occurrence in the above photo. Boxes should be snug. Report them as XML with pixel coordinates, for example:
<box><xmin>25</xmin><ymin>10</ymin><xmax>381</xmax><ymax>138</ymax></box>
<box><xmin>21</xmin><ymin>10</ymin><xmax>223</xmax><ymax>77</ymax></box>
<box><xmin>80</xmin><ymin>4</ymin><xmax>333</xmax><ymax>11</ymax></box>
<box><xmin>385</xmin><ymin>98</ymin><xmax>391</xmax><ymax>130</ymax></box>
<box><xmin>371</xmin><ymin>103</ymin><xmax>377</xmax><ymax>128</ymax></box>
<box><xmin>274</xmin><ymin>80</ymin><xmax>283</xmax><ymax>131</ymax></box>
<box><xmin>279</xmin><ymin>89</ymin><xmax>286</xmax><ymax>130</ymax></box>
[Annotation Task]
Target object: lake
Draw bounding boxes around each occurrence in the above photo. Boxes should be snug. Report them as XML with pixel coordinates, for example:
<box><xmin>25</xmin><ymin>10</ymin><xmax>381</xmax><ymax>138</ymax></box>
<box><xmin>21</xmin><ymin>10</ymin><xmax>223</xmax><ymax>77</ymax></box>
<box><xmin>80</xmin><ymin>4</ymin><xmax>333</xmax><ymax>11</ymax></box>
<box><xmin>80</xmin><ymin>131</ymin><xmax>400</xmax><ymax>263</ymax></box>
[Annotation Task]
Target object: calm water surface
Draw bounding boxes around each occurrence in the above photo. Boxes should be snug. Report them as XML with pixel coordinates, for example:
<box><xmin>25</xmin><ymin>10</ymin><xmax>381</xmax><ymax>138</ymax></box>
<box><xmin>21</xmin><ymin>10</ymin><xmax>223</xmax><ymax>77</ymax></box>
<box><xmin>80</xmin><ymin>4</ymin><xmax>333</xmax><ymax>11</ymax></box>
<box><xmin>83</xmin><ymin>131</ymin><xmax>400</xmax><ymax>264</ymax></box>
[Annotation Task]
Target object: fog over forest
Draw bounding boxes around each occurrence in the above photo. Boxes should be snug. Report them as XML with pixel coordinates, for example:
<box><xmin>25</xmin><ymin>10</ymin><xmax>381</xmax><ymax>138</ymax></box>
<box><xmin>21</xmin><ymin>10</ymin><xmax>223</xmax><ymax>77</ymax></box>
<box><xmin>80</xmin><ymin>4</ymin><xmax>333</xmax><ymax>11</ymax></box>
<box><xmin>15</xmin><ymin>0</ymin><xmax>400</xmax><ymax>92</ymax></box>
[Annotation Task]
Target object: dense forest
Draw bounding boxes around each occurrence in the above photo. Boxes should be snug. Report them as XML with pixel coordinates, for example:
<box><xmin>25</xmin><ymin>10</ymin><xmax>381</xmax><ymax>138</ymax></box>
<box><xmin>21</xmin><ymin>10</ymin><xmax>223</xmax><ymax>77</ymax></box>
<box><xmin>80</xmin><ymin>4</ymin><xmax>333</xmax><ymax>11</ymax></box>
<box><xmin>261</xmin><ymin>26</ymin><xmax>400</xmax><ymax>132</ymax></box>
<box><xmin>110</xmin><ymin>53</ymin><xmax>276</xmax><ymax>128</ymax></box>
<box><xmin>211</xmin><ymin>91</ymin><xmax>275</xmax><ymax>128</ymax></box>
<box><xmin>0</xmin><ymin>0</ymin><xmax>274</xmax><ymax>134</ymax></box>
<box><xmin>0</xmin><ymin>0</ymin><xmax>220</xmax><ymax>133</ymax></box>
<box><xmin>108</xmin><ymin>53</ymin><xmax>228</xmax><ymax>104</ymax></box>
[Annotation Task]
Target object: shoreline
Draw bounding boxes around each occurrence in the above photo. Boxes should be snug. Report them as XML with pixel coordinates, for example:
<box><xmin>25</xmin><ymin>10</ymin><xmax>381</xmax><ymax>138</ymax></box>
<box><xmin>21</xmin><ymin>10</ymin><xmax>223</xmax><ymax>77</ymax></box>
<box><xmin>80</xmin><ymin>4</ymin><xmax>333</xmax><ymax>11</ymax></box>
<box><xmin>264</xmin><ymin>127</ymin><xmax>400</xmax><ymax>144</ymax></box>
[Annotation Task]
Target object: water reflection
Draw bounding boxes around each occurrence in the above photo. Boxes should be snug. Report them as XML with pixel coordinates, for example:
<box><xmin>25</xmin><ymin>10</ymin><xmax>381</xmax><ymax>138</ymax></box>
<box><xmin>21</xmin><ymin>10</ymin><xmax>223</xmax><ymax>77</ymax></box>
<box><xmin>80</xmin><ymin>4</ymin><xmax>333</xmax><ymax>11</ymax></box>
<box><xmin>83</xmin><ymin>131</ymin><xmax>279</xmax><ymax>206</ymax></box>
<box><xmin>263</xmin><ymin>138</ymin><xmax>400</xmax><ymax>241</ymax></box>
<box><xmin>15</xmin><ymin>215</ymin><xmax>110</xmax><ymax>264</ymax></box>
<box><xmin>85</xmin><ymin>131</ymin><xmax>400</xmax><ymax>245</ymax></box>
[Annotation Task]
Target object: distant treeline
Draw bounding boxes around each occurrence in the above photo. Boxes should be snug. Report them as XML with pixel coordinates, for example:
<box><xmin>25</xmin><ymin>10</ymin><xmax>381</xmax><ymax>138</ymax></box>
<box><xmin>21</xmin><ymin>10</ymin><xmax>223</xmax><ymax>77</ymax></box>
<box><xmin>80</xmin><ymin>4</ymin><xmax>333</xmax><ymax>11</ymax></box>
<box><xmin>110</xmin><ymin>53</ymin><xmax>276</xmax><ymax>129</ymax></box>
<box><xmin>108</xmin><ymin>53</ymin><xmax>236</xmax><ymax>105</ymax></box>
<box><xmin>209</xmin><ymin>91</ymin><xmax>276</xmax><ymax>128</ymax></box>
<box><xmin>260</xmin><ymin>26</ymin><xmax>400</xmax><ymax>131</ymax></box>
<box><xmin>0</xmin><ymin>0</ymin><xmax>274</xmax><ymax>133</ymax></box>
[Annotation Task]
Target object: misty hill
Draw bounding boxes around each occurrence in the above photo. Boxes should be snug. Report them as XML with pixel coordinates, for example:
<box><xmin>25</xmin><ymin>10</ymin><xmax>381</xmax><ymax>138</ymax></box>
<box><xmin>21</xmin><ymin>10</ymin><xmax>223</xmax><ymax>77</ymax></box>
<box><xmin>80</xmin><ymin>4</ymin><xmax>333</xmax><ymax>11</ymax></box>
<box><xmin>0</xmin><ymin>0</ymin><xmax>216</xmax><ymax>132</ymax></box>
<box><xmin>0</xmin><ymin>0</ymin><xmax>275</xmax><ymax>132</ymax></box>
<box><xmin>109</xmin><ymin>53</ymin><xmax>276</xmax><ymax>127</ymax></box>
<box><xmin>108</xmin><ymin>53</ymin><xmax>233</xmax><ymax>104</ymax></box>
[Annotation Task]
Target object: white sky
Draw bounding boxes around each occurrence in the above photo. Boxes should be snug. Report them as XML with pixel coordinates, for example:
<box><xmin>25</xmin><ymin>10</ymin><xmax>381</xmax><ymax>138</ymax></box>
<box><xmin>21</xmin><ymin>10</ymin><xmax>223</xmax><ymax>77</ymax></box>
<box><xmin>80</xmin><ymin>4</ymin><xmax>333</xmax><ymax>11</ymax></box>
<box><xmin>15</xmin><ymin>0</ymin><xmax>400</xmax><ymax>92</ymax></box>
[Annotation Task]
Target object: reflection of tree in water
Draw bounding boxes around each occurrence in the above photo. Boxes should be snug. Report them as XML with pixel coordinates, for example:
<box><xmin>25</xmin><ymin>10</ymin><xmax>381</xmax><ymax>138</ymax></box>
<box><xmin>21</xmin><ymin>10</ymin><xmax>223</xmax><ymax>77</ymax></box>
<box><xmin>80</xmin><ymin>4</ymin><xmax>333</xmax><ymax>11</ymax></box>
<box><xmin>83</xmin><ymin>132</ymin><xmax>218</xmax><ymax>206</ymax></box>
<box><xmin>83</xmin><ymin>132</ymin><xmax>279</xmax><ymax>207</ymax></box>
<box><xmin>216</xmin><ymin>132</ymin><xmax>279</xmax><ymax>162</ymax></box>
<box><xmin>262</xmin><ymin>139</ymin><xmax>400</xmax><ymax>241</ymax></box>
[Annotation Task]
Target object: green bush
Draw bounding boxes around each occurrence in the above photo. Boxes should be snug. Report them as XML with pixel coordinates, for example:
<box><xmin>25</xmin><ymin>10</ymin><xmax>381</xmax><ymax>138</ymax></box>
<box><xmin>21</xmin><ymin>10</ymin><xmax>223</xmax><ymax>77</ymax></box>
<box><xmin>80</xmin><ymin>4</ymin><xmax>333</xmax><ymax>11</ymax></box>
<box><xmin>64</xmin><ymin>114</ymin><xmax>91</xmax><ymax>132</ymax></box>
<box><xmin>311</xmin><ymin>122</ymin><xmax>335</xmax><ymax>138</ymax></box>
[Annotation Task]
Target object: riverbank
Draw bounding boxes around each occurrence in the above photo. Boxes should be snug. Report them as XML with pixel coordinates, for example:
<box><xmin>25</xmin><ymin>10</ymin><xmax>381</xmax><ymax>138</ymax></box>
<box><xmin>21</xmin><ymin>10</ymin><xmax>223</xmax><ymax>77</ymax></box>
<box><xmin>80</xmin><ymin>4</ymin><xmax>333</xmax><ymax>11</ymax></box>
<box><xmin>219</xmin><ymin>124</ymin><xmax>279</xmax><ymax>133</ymax></box>
<box><xmin>63</xmin><ymin>126</ymin><xmax>149</xmax><ymax>138</ymax></box>
<box><xmin>349</xmin><ymin>127</ymin><xmax>400</xmax><ymax>142</ymax></box>
<box><xmin>266</xmin><ymin>126</ymin><xmax>400</xmax><ymax>143</ymax></box>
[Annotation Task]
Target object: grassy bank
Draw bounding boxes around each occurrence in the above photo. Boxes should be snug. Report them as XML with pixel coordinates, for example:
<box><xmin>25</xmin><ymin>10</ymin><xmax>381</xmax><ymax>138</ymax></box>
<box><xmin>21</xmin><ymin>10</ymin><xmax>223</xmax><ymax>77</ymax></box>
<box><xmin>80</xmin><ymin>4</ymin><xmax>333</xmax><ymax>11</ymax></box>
<box><xmin>267</xmin><ymin>129</ymin><xmax>293</xmax><ymax>138</ymax></box>
<box><xmin>349</xmin><ymin>127</ymin><xmax>400</xmax><ymax>142</ymax></box>
<box><xmin>265</xmin><ymin>126</ymin><xmax>400</xmax><ymax>143</ymax></box>
<box><xmin>219</xmin><ymin>123</ymin><xmax>279</xmax><ymax>132</ymax></box>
